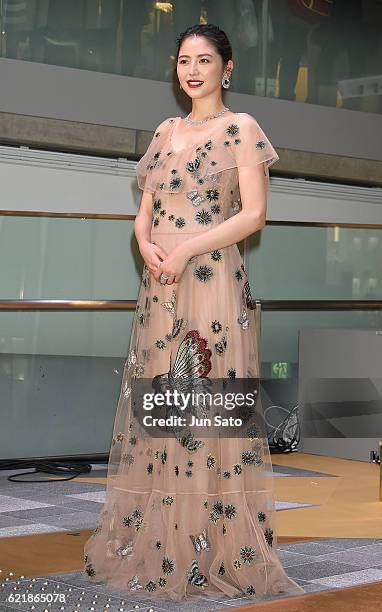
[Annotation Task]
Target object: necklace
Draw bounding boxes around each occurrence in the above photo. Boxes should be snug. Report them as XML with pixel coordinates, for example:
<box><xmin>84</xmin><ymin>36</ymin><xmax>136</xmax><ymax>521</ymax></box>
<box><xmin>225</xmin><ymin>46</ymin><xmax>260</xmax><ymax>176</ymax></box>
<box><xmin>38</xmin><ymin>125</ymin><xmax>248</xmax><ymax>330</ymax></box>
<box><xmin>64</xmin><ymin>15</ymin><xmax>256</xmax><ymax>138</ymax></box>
<box><xmin>184</xmin><ymin>106</ymin><xmax>230</xmax><ymax>125</ymax></box>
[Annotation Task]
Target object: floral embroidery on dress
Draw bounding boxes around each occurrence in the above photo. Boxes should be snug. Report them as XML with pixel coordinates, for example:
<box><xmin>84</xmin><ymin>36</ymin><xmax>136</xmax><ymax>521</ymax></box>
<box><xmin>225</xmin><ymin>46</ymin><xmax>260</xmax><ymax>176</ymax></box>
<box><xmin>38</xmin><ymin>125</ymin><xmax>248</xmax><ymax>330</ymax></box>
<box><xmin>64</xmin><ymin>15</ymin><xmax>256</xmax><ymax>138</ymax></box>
<box><xmin>240</xmin><ymin>545</ymin><xmax>257</xmax><ymax>565</ymax></box>
<box><xmin>162</xmin><ymin>556</ymin><xmax>176</xmax><ymax>574</ymax></box>
<box><xmin>194</xmin><ymin>265</ymin><xmax>214</xmax><ymax>282</ymax></box>
<box><xmin>211</xmin><ymin>250</ymin><xmax>222</xmax><ymax>261</ymax></box>
<box><xmin>83</xmin><ymin>112</ymin><xmax>304</xmax><ymax>604</ymax></box>
<box><xmin>195</xmin><ymin>209</ymin><xmax>212</xmax><ymax>225</ymax></box>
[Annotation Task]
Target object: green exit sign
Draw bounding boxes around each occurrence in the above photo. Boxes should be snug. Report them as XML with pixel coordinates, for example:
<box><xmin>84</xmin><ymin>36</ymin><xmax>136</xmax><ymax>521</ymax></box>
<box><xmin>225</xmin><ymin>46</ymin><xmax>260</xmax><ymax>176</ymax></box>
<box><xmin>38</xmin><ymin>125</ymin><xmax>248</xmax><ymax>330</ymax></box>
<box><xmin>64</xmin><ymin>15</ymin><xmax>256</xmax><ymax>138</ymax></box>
<box><xmin>271</xmin><ymin>362</ymin><xmax>290</xmax><ymax>378</ymax></box>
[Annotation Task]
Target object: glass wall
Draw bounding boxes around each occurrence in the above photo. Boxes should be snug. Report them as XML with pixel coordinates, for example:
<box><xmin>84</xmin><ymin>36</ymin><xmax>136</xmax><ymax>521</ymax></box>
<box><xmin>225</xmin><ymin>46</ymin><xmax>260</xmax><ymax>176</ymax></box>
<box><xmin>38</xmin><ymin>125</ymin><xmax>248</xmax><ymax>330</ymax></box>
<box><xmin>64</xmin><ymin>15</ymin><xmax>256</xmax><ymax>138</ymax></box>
<box><xmin>0</xmin><ymin>213</ymin><xmax>380</xmax><ymax>458</ymax></box>
<box><xmin>1</xmin><ymin>0</ymin><xmax>381</xmax><ymax>114</ymax></box>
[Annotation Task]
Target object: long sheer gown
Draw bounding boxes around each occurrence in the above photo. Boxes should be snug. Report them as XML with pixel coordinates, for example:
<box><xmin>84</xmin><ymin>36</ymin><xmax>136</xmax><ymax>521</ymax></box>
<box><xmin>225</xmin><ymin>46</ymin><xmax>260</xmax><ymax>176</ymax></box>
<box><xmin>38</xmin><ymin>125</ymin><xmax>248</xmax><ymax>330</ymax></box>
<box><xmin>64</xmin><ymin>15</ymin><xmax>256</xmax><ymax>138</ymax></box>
<box><xmin>83</xmin><ymin>112</ymin><xmax>305</xmax><ymax>604</ymax></box>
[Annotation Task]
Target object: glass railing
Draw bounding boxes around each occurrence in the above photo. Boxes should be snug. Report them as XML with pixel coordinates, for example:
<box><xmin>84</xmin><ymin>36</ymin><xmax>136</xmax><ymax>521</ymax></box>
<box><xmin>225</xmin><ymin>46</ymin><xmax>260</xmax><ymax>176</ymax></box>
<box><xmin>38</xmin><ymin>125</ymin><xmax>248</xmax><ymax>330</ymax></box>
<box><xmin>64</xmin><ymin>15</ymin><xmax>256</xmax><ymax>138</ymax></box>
<box><xmin>1</xmin><ymin>0</ymin><xmax>381</xmax><ymax>114</ymax></box>
<box><xmin>0</xmin><ymin>213</ymin><xmax>381</xmax><ymax>461</ymax></box>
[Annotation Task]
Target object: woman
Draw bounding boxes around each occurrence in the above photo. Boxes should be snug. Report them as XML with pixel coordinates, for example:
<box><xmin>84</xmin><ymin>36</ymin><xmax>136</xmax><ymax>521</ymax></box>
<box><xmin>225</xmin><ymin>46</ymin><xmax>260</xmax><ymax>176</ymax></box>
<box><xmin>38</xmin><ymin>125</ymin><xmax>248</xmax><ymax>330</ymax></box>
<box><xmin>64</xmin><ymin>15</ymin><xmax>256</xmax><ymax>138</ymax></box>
<box><xmin>83</xmin><ymin>23</ymin><xmax>305</xmax><ymax>605</ymax></box>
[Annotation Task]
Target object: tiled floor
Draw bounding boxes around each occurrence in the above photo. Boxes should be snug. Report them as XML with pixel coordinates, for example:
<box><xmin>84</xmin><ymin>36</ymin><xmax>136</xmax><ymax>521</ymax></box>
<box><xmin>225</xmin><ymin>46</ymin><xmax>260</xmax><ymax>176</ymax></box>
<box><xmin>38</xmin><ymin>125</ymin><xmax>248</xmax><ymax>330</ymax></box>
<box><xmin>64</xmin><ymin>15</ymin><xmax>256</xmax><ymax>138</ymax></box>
<box><xmin>2</xmin><ymin>539</ymin><xmax>382</xmax><ymax>611</ymax></box>
<box><xmin>2</xmin><ymin>464</ymin><xmax>382</xmax><ymax>610</ymax></box>
<box><xmin>0</xmin><ymin>464</ymin><xmax>322</xmax><ymax>537</ymax></box>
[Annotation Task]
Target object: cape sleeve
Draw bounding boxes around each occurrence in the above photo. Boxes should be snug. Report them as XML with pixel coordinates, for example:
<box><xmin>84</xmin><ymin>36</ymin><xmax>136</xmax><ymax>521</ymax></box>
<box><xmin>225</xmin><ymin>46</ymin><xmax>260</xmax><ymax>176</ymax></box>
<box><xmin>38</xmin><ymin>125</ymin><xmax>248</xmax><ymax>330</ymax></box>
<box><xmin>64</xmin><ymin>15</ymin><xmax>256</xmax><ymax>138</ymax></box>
<box><xmin>202</xmin><ymin>112</ymin><xmax>279</xmax><ymax>184</ymax></box>
<box><xmin>231</xmin><ymin>113</ymin><xmax>279</xmax><ymax>174</ymax></box>
<box><xmin>135</xmin><ymin>117</ymin><xmax>174</xmax><ymax>193</ymax></box>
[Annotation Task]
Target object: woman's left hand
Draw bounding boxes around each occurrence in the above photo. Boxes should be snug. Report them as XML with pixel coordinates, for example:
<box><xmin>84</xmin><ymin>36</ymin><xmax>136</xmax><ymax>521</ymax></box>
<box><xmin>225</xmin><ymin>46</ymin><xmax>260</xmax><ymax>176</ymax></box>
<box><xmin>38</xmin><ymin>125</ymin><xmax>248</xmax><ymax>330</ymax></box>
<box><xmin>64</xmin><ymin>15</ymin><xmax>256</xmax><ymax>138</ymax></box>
<box><xmin>152</xmin><ymin>244</ymin><xmax>190</xmax><ymax>285</ymax></box>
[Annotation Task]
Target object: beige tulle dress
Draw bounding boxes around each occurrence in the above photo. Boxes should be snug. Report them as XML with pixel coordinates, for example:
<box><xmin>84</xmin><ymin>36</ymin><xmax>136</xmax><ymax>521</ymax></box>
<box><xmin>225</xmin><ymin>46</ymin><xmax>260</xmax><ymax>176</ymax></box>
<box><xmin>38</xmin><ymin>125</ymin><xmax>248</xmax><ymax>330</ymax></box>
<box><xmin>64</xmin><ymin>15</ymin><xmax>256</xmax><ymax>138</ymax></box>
<box><xmin>83</xmin><ymin>112</ymin><xmax>305</xmax><ymax>604</ymax></box>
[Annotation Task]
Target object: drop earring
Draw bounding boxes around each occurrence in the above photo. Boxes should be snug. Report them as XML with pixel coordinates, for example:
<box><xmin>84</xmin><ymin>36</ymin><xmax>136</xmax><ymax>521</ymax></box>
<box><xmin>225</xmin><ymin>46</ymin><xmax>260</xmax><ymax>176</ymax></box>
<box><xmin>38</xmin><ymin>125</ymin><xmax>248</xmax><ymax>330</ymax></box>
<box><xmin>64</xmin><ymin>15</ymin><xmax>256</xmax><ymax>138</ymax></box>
<box><xmin>222</xmin><ymin>73</ymin><xmax>231</xmax><ymax>89</ymax></box>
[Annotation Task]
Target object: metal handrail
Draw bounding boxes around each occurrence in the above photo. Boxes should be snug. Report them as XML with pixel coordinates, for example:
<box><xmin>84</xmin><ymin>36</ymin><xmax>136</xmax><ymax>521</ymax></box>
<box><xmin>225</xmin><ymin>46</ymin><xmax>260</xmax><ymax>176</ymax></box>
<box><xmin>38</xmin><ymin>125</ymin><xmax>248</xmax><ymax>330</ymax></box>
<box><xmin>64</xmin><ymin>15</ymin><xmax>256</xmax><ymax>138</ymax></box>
<box><xmin>0</xmin><ymin>299</ymin><xmax>381</xmax><ymax>311</ymax></box>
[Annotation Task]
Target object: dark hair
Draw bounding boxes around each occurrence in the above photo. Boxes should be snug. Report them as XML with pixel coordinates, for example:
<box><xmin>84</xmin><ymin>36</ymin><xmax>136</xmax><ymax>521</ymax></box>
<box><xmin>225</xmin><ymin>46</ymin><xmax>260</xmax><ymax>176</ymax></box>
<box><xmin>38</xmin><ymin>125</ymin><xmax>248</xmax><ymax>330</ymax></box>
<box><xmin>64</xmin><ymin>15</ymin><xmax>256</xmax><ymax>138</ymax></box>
<box><xmin>175</xmin><ymin>23</ymin><xmax>232</xmax><ymax>67</ymax></box>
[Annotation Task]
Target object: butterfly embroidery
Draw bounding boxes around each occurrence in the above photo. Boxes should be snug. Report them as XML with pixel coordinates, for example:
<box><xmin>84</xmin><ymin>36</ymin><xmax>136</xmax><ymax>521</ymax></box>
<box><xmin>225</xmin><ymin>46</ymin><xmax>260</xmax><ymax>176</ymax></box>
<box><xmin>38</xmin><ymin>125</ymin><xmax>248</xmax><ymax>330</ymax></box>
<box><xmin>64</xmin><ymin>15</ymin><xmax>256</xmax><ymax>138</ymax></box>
<box><xmin>243</xmin><ymin>280</ymin><xmax>254</xmax><ymax>309</ymax></box>
<box><xmin>179</xmin><ymin>430</ymin><xmax>205</xmax><ymax>453</ymax></box>
<box><xmin>172</xmin><ymin>317</ymin><xmax>187</xmax><ymax>339</ymax></box>
<box><xmin>161</xmin><ymin>290</ymin><xmax>177</xmax><ymax>317</ymax></box>
<box><xmin>190</xmin><ymin>529</ymin><xmax>211</xmax><ymax>554</ymax></box>
<box><xmin>127</xmin><ymin>574</ymin><xmax>143</xmax><ymax>591</ymax></box>
<box><xmin>215</xmin><ymin>334</ymin><xmax>227</xmax><ymax>355</ymax></box>
<box><xmin>186</xmin><ymin>189</ymin><xmax>207</xmax><ymax>207</ymax></box>
<box><xmin>153</xmin><ymin>330</ymin><xmax>212</xmax><ymax>383</ymax></box>
<box><xmin>237</xmin><ymin>309</ymin><xmax>249</xmax><ymax>330</ymax></box>
<box><xmin>187</xmin><ymin>559</ymin><xmax>209</xmax><ymax>588</ymax></box>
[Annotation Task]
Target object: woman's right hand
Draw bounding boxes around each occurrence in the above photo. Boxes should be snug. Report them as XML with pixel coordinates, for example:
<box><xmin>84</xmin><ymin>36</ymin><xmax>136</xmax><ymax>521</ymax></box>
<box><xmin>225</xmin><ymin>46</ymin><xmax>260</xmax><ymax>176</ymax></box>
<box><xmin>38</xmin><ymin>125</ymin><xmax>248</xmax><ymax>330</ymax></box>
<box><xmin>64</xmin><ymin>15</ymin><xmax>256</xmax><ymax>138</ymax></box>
<box><xmin>139</xmin><ymin>239</ymin><xmax>168</xmax><ymax>275</ymax></box>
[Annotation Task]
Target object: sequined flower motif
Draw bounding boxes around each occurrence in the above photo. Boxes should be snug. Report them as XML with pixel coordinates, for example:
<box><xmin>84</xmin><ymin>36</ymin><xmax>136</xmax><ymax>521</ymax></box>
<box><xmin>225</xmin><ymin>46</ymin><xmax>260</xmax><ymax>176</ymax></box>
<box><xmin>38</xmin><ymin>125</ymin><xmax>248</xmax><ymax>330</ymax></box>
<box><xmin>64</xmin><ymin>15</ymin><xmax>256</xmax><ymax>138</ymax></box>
<box><xmin>264</xmin><ymin>527</ymin><xmax>274</xmax><ymax>547</ymax></box>
<box><xmin>205</xmin><ymin>188</ymin><xmax>219</xmax><ymax>202</ymax></box>
<box><xmin>226</xmin><ymin>123</ymin><xmax>239</xmax><ymax>138</ymax></box>
<box><xmin>233</xmin><ymin>559</ymin><xmax>242</xmax><ymax>569</ymax></box>
<box><xmin>240</xmin><ymin>545</ymin><xmax>257</xmax><ymax>565</ymax></box>
<box><xmin>211</xmin><ymin>320</ymin><xmax>222</xmax><ymax>334</ymax></box>
<box><xmin>175</xmin><ymin>217</ymin><xmax>186</xmax><ymax>228</ymax></box>
<box><xmin>256</xmin><ymin>140</ymin><xmax>266</xmax><ymax>149</ymax></box>
<box><xmin>212</xmin><ymin>500</ymin><xmax>224</xmax><ymax>516</ymax></box>
<box><xmin>195</xmin><ymin>209</ymin><xmax>212</xmax><ymax>225</ymax></box>
<box><xmin>162</xmin><ymin>556</ymin><xmax>176</xmax><ymax>574</ymax></box>
<box><xmin>158</xmin><ymin>577</ymin><xmax>167</xmax><ymax>588</ymax></box>
<box><xmin>145</xmin><ymin>581</ymin><xmax>157</xmax><ymax>591</ymax></box>
<box><xmin>210</xmin><ymin>203</ymin><xmax>221</xmax><ymax>215</ymax></box>
<box><xmin>235</xmin><ymin>269</ymin><xmax>244</xmax><ymax>281</ymax></box>
<box><xmin>246</xmin><ymin>585</ymin><xmax>256</xmax><ymax>597</ymax></box>
<box><xmin>85</xmin><ymin>563</ymin><xmax>95</xmax><ymax>577</ymax></box>
<box><xmin>258</xmin><ymin>511</ymin><xmax>266</xmax><ymax>523</ymax></box>
<box><xmin>147</xmin><ymin>150</ymin><xmax>161</xmax><ymax>171</ymax></box>
<box><xmin>233</xmin><ymin>463</ymin><xmax>242</xmax><ymax>475</ymax></box>
<box><xmin>194</xmin><ymin>265</ymin><xmax>214</xmax><ymax>283</ymax></box>
<box><xmin>169</xmin><ymin>175</ymin><xmax>183</xmax><ymax>191</ymax></box>
<box><xmin>211</xmin><ymin>250</ymin><xmax>222</xmax><ymax>261</ymax></box>
<box><xmin>246</xmin><ymin>424</ymin><xmax>260</xmax><ymax>440</ymax></box>
<box><xmin>218</xmin><ymin>561</ymin><xmax>225</xmax><ymax>575</ymax></box>
<box><xmin>121</xmin><ymin>452</ymin><xmax>134</xmax><ymax>465</ymax></box>
<box><xmin>147</xmin><ymin>462</ymin><xmax>153</xmax><ymax>474</ymax></box>
<box><xmin>162</xmin><ymin>495</ymin><xmax>174</xmax><ymax>506</ymax></box>
<box><xmin>122</xmin><ymin>515</ymin><xmax>133</xmax><ymax>527</ymax></box>
<box><xmin>224</xmin><ymin>504</ymin><xmax>237</xmax><ymax>519</ymax></box>
<box><xmin>153</xmin><ymin>199</ymin><xmax>161</xmax><ymax>213</ymax></box>
<box><xmin>242</xmin><ymin>449</ymin><xmax>264</xmax><ymax>466</ymax></box>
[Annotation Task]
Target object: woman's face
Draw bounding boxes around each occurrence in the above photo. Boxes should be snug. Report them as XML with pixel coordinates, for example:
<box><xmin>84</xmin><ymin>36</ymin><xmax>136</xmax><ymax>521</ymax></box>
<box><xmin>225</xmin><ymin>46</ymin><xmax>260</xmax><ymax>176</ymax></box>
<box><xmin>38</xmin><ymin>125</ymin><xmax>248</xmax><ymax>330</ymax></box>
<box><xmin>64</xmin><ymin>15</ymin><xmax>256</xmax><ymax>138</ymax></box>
<box><xmin>176</xmin><ymin>34</ymin><xmax>232</xmax><ymax>100</ymax></box>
